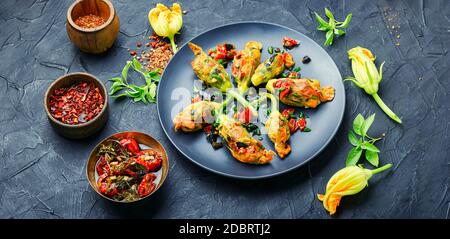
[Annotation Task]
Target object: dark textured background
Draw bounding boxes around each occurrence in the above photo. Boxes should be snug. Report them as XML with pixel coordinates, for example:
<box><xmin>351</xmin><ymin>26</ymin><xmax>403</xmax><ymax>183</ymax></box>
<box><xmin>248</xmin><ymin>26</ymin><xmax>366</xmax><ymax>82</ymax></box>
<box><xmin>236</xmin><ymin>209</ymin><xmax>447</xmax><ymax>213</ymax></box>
<box><xmin>0</xmin><ymin>0</ymin><xmax>449</xmax><ymax>219</ymax></box>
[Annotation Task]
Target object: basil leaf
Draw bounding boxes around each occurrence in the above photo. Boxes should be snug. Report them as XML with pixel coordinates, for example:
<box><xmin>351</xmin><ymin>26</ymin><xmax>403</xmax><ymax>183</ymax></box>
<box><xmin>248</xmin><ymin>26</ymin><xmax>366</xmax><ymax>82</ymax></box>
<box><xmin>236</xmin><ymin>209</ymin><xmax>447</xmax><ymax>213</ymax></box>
<box><xmin>111</xmin><ymin>93</ymin><xmax>127</xmax><ymax>99</ymax></box>
<box><xmin>324</xmin><ymin>29</ymin><xmax>334</xmax><ymax>46</ymax></box>
<box><xmin>110</xmin><ymin>77</ymin><xmax>124</xmax><ymax>84</ymax></box>
<box><xmin>365</xmin><ymin>150</ymin><xmax>379</xmax><ymax>167</ymax></box>
<box><xmin>348</xmin><ymin>131</ymin><xmax>359</xmax><ymax>146</ymax></box>
<box><xmin>353</xmin><ymin>114</ymin><xmax>365</xmax><ymax>136</ymax></box>
<box><xmin>325</xmin><ymin>8</ymin><xmax>335</xmax><ymax>21</ymax></box>
<box><xmin>148</xmin><ymin>83</ymin><xmax>157</xmax><ymax>99</ymax></box>
<box><xmin>338</xmin><ymin>13</ymin><xmax>352</xmax><ymax>28</ymax></box>
<box><xmin>132</xmin><ymin>58</ymin><xmax>142</xmax><ymax>71</ymax></box>
<box><xmin>361</xmin><ymin>142</ymin><xmax>380</xmax><ymax>152</ymax></box>
<box><xmin>122</xmin><ymin>61</ymin><xmax>132</xmax><ymax>82</ymax></box>
<box><xmin>346</xmin><ymin>147</ymin><xmax>362</xmax><ymax>166</ymax></box>
<box><xmin>314</xmin><ymin>12</ymin><xmax>330</xmax><ymax>28</ymax></box>
<box><xmin>361</xmin><ymin>113</ymin><xmax>375</xmax><ymax>137</ymax></box>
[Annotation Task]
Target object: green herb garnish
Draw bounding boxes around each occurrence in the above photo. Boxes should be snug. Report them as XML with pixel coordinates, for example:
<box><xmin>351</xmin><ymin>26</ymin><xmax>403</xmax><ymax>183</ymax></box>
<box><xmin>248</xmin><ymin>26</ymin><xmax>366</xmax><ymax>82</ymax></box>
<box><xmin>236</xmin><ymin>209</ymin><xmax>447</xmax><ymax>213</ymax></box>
<box><xmin>346</xmin><ymin>113</ymin><xmax>385</xmax><ymax>167</ymax></box>
<box><xmin>314</xmin><ymin>8</ymin><xmax>352</xmax><ymax>46</ymax></box>
<box><xmin>109</xmin><ymin>58</ymin><xmax>160</xmax><ymax>104</ymax></box>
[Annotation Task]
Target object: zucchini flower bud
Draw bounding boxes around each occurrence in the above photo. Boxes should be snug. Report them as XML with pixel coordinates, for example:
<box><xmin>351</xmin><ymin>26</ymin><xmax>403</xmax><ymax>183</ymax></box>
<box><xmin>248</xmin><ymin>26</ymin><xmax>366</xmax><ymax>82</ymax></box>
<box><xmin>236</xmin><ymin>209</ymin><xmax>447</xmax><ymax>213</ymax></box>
<box><xmin>148</xmin><ymin>3</ymin><xmax>183</xmax><ymax>52</ymax></box>
<box><xmin>346</xmin><ymin>47</ymin><xmax>402</xmax><ymax>123</ymax></box>
<box><xmin>317</xmin><ymin>164</ymin><xmax>392</xmax><ymax>215</ymax></box>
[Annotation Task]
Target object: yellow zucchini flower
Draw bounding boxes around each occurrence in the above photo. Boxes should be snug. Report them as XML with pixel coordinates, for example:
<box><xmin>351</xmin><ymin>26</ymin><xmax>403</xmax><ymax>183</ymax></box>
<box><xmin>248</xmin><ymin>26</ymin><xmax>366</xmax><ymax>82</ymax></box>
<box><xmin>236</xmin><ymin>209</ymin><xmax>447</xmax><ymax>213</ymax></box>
<box><xmin>346</xmin><ymin>46</ymin><xmax>402</xmax><ymax>123</ymax></box>
<box><xmin>148</xmin><ymin>3</ymin><xmax>183</xmax><ymax>52</ymax></box>
<box><xmin>317</xmin><ymin>164</ymin><xmax>392</xmax><ymax>215</ymax></box>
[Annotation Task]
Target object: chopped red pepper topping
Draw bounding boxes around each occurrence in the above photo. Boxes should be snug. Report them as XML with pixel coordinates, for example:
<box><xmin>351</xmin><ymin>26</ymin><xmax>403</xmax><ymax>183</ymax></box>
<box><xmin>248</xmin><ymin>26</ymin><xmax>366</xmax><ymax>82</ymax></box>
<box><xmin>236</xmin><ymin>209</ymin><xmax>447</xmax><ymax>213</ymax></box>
<box><xmin>282</xmin><ymin>36</ymin><xmax>299</xmax><ymax>49</ymax></box>
<box><xmin>236</xmin><ymin>107</ymin><xmax>252</xmax><ymax>124</ymax></box>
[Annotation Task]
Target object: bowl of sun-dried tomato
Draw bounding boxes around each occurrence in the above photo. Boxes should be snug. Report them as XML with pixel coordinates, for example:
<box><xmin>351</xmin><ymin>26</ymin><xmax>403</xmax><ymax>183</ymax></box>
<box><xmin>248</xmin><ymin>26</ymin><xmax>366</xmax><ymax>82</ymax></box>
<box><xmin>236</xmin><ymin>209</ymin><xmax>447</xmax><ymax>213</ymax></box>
<box><xmin>44</xmin><ymin>72</ymin><xmax>109</xmax><ymax>139</ymax></box>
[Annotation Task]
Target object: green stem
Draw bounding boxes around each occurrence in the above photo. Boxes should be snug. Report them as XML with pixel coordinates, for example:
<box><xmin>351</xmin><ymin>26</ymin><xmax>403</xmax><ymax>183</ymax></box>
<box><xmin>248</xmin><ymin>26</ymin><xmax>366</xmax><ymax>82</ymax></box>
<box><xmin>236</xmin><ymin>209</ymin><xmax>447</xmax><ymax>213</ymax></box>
<box><xmin>371</xmin><ymin>93</ymin><xmax>402</xmax><ymax>124</ymax></box>
<box><xmin>169</xmin><ymin>35</ymin><xmax>177</xmax><ymax>53</ymax></box>
<box><xmin>371</xmin><ymin>163</ymin><xmax>392</xmax><ymax>175</ymax></box>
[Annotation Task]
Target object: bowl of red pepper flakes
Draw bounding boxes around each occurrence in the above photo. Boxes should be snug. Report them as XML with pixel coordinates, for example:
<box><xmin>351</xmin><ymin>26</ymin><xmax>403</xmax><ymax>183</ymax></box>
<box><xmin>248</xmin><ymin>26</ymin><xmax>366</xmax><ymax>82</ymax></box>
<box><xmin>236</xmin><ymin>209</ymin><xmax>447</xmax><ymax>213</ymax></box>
<box><xmin>85</xmin><ymin>131</ymin><xmax>169</xmax><ymax>203</ymax></box>
<box><xmin>44</xmin><ymin>72</ymin><xmax>109</xmax><ymax>139</ymax></box>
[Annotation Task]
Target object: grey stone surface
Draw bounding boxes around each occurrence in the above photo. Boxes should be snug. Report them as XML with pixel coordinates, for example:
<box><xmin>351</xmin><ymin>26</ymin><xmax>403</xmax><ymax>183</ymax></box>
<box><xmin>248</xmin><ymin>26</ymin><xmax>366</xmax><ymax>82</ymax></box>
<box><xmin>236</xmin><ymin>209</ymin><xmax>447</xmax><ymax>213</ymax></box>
<box><xmin>0</xmin><ymin>0</ymin><xmax>449</xmax><ymax>218</ymax></box>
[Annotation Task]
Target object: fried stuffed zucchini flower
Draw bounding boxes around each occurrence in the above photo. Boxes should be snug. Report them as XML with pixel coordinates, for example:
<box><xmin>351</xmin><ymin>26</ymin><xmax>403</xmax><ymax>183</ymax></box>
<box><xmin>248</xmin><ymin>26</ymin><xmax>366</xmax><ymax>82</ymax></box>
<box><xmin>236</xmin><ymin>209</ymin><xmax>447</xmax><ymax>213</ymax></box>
<box><xmin>173</xmin><ymin>101</ymin><xmax>221</xmax><ymax>132</ymax></box>
<box><xmin>231</xmin><ymin>41</ymin><xmax>263</xmax><ymax>93</ymax></box>
<box><xmin>317</xmin><ymin>164</ymin><xmax>392</xmax><ymax>215</ymax></box>
<box><xmin>148</xmin><ymin>3</ymin><xmax>183</xmax><ymax>52</ymax></box>
<box><xmin>347</xmin><ymin>46</ymin><xmax>401</xmax><ymax>123</ymax></box>
<box><xmin>263</xmin><ymin>93</ymin><xmax>291</xmax><ymax>158</ymax></box>
<box><xmin>251</xmin><ymin>52</ymin><xmax>295</xmax><ymax>86</ymax></box>
<box><xmin>217</xmin><ymin>114</ymin><xmax>273</xmax><ymax>164</ymax></box>
<box><xmin>266</xmin><ymin>78</ymin><xmax>335</xmax><ymax>108</ymax></box>
<box><xmin>188</xmin><ymin>42</ymin><xmax>232</xmax><ymax>93</ymax></box>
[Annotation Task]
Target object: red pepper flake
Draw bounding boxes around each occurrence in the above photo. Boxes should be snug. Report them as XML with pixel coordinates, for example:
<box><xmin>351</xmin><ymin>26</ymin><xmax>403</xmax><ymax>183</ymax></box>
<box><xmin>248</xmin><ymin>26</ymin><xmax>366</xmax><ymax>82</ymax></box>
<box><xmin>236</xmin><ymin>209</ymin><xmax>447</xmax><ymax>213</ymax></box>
<box><xmin>49</xmin><ymin>81</ymin><xmax>104</xmax><ymax>125</ymax></box>
<box><xmin>130</xmin><ymin>50</ymin><xmax>137</xmax><ymax>56</ymax></box>
<box><xmin>74</xmin><ymin>14</ymin><xmax>106</xmax><ymax>29</ymax></box>
<box><xmin>136</xmin><ymin>42</ymin><xmax>142</xmax><ymax>48</ymax></box>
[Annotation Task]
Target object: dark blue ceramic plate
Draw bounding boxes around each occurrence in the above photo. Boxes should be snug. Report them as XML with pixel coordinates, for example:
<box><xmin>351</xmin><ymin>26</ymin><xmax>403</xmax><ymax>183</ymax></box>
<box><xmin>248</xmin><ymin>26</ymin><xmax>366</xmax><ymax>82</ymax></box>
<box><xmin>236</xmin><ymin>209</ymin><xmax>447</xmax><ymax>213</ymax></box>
<box><xmin>157</xmin><ymin>22</ymin><xmax>345</xmax><ymax>179</ymax></box>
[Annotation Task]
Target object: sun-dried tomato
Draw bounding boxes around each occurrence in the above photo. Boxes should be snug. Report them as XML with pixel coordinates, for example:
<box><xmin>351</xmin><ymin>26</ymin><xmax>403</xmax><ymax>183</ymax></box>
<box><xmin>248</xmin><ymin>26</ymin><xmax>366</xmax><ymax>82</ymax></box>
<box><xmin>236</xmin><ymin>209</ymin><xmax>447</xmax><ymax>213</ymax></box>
<box><xmin>138</xmin><ymin>173</ymin><xmax>156</xmax><ymax>197</ymax></box>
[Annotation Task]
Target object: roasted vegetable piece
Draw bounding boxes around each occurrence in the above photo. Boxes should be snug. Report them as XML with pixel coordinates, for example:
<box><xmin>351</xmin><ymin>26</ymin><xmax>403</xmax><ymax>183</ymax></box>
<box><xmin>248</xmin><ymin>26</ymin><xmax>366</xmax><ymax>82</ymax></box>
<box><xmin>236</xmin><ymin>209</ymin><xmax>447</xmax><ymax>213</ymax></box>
<box><xmin>97</xmin><ymin>174</ymin><xmax>119</xmax><ymax>197</ymax></box>
<box><xmin>96</xmin><ymin>155</ymin><xmax>110</xmax><ymax>176</ymax></box>
<box><xmin>262</xmin><ymin>93</ymin><xmax>291</xmax><ymax>158</ymax></box>
<box><xmin>119</xmin><ymin>138</ymin><xmax>141</xmax><ymax>155</ymax></box>
<box><xmin>173</xmin><ymin>101</ymin><xmax>221</xmax><ymax>132</ymax></box>
<box><xmin>266</xmin><ymin>111</ymin><xmax>291</xmax><ymax>158</ymax></box>
<box><xmin>188</xmin><ymin>42</ymin><xmax>232</xmax><ymax>92</ymax></box>
<box><xmin>266</xmin><ymin>78</ymin><xmax>335</xmax><ymax>108</ymax></box>
<box><xmin>217</xmin><ymin>115</ymin><xmax>273</xmax><ymax>164</ymax></box>
<box><xmin>231</xmin><ymin>41</ymin><xmax>263</xmax><ymax>93</ymax></box>
<box><xmin>135</xmin><ymin>149</ymin><xmax>163</xmax><ymax>172</ymax></box>
<box><xmin>251</xmin><ymin>52</ymin><xmax>295</xmax><ymax>86</ymax></box>
<box><xmin>138</xmin><ymin>173</ymin><xmax>157</xmax><ymax>197</ymax></box>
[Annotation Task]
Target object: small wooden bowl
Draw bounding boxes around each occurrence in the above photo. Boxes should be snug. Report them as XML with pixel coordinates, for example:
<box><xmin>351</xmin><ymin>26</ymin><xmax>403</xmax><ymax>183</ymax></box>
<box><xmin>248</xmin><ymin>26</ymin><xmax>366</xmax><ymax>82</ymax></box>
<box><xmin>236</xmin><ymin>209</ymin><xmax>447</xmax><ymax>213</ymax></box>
<box><xmin>66</xmin><ymin>0</ymin><xmax>120</xmax><ymax>54</ymax></box>
<box><xmin>86</xmin><ymin>132</ymin><xmax>169</xmax><ymax>203</ymax></box>
<box><xmin>44</xmin><ymin>72</ymin><xmax>109</xmax><ymax>139</ymax></box>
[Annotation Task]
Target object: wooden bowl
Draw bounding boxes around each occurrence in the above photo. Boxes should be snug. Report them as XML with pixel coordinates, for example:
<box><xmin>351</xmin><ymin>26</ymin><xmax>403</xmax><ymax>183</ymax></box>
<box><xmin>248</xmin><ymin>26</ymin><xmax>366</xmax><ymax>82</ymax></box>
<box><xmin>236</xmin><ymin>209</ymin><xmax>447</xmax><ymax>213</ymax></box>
<box><xmin>66</xmin><ymin>0</ymin><xmax>120</xmax><ymax>54</ymax></box>
<box><xmin>44</xmin><ymin>72</ymin><xmax>109</xmax><ymax>139</ymax></box>
<box><xmin>86</xmin><ymin>132</ymin><xmax>169</xmax><ymax>203</ymax></box>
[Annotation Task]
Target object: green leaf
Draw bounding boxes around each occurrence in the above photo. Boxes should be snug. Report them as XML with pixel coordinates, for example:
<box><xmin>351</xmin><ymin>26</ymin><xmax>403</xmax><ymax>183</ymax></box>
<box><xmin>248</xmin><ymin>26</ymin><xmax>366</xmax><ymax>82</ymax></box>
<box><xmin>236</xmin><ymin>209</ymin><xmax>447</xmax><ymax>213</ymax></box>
<box><xmin>338</xmin><ymin>13</ymin><xmax>352</xmax><ymax>28</ymax></box>
<box><xmin>361</xmin><ymin>142</ymin><xmax>380</xmax><ymax>152</ymax></box>
<box><xmin>314</xmin><ymin>12</ymin><xmax>330</xmax><ymax>28</ymax></box>
<box><xmin>324</xmin><ymin>30</ymin><xmax>334</xmax><ymax>46</ymax></box>
<box><xmin>361</xmin><ymin>113</ymin><xmax>375</xmax><ymax>137</ymax></box>
<box><xmin>334</xmin><ymin>28</ymin><xmax>346</xmax><ymax>36</ymax></box>
<box><xmin>317</xmin><ymin>25</ymin><xmax>330</xmax><ymax>31</ymax></box>
<box><xmin>325</xmin><ymin>8</ymin><xmax>335</xmax><ymax>21</ymax></box>
<box><xmin>109</xmin><ymin>84</ymin><xmax>124</xmax><ymax>95</ymax></box>
<box><xmin>148</xmin><ymin>83</ymin><xmax>157</xmax><ymax>99</ymax></box>
<box><xmin>132</xmin><ymin>58</ymin><xmax>142</xmax><ymax>71</ymax></box>
<box><xmin>110</xmin><ymin>77</ymin><xmax>124</xmax><ymax>84</ymax></box>
<box><xmin>353</xmin><ymin>114</ymin><xmax>365</xmax><ymax>136</ymax></box>
<box><xmin>122</xmin><ymin>61</ymin><xmax>132</xmax><ymax>82</ymax></box>
<box><xmin>111</xmin><ymin>93</ymin><xmax>127</xmax><ymax>99</ymax></box>
<box><xmin>348</xmin><ymin>131</ymin><xmax>359</xmax><ymax>146</ymax></box>
<box><xmin>346</xmin><ymin>147</ymin><xmax>362</xmax><ymax>166</ymax></box>
<box><xmin>365</xmin><ymin>150</ymin><xmax>379</xmax><ymax>167</ymax></box>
